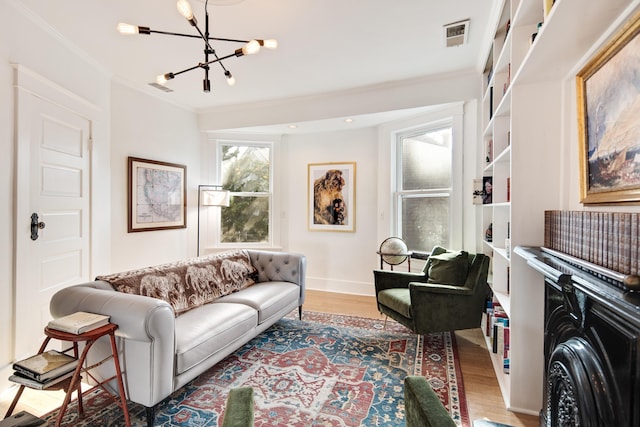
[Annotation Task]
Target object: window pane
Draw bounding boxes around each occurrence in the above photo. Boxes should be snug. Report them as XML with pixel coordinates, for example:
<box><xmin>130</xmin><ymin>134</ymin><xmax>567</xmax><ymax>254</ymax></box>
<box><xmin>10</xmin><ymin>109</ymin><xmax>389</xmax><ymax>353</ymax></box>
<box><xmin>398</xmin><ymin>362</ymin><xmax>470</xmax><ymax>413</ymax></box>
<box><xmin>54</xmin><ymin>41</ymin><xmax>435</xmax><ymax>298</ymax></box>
<box><xmin>221</xmin><ymin>145</ymin><xmax>270</xmax><ymax>192</ymax></box>
<box><xmin>401</xmin><ymin>128</ymin><xmax>451</xmax><ymax>190</ymax></box>
<box><xmin>221</xmin><ymin>196</ymin><xmax>269</xmax><ymax>243</ymax></box>
<box><xmin>401</xmin><ymin>196</ymin><xmax>449</xmax><ymax>252</ymax></box>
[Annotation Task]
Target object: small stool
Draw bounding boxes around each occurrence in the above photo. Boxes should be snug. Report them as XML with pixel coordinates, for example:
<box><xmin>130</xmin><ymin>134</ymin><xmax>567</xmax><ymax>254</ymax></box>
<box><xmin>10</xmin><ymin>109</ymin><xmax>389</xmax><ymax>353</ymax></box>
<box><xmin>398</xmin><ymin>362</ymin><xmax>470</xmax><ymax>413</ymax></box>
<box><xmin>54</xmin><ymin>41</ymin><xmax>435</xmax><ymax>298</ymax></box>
<box><xmin>5</xmin><ymin>323</ymin><xmax>131</xmax><ymax>427</ymax></box>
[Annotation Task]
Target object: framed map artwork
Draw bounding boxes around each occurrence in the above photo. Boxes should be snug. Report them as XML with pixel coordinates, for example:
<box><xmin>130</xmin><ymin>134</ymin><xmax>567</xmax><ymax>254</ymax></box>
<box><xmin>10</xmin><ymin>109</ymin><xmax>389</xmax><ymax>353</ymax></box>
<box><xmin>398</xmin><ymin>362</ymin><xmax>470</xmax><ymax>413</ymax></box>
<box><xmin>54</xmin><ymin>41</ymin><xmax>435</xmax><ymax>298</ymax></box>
<box><xmin>128</xmin><ymin>157</ymin><xmax>187</xmax><ymax>232</ymax></box>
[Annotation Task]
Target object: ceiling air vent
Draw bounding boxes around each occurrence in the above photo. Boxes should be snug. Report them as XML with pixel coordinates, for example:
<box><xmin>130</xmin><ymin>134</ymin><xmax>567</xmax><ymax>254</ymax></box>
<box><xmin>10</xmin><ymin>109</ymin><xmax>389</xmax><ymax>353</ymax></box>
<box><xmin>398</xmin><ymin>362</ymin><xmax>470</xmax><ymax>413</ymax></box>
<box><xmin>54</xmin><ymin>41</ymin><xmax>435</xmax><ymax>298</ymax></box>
<box><xmin>149</xmin><ymin>82</ymin><xmax>174</xmax><ymax>93</ymax></box>
<box><xmin>444</xmin><ymin>19</ymin><xmax>470</xmax><ymax>47</ymax></box>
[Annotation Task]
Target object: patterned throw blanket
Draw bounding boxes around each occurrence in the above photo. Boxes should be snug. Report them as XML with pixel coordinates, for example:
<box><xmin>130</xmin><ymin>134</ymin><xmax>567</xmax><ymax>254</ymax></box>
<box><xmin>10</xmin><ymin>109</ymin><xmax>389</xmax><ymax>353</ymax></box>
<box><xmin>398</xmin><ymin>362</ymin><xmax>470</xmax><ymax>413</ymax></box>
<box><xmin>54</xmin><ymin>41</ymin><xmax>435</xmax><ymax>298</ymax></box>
<box><xmin>96</xmin><ymin>250</ymin><xmax>258</xmax><ymax>317</ymax></box>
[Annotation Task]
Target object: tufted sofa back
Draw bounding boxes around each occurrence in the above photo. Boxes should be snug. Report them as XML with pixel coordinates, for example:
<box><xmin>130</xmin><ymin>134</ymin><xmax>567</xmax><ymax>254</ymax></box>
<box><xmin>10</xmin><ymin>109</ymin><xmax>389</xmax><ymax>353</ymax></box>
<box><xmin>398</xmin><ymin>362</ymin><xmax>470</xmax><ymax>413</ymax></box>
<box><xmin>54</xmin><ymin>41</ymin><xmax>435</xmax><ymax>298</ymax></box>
<box><xmin>247</xmin><ymin>250</ymin><xmax>307</xmax><ymax>305</ymax></box>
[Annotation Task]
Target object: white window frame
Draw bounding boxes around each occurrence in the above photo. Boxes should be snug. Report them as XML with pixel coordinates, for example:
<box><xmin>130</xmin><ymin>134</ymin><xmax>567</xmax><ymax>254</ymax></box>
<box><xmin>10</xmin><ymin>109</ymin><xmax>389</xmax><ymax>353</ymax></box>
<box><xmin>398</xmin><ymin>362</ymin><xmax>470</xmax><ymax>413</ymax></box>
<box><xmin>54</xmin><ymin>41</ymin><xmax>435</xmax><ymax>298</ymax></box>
<box><xmin>208</xmin><ymin>136</ymin><xmax>278</xmax><ymax>249</ymax></box>
<box><xmin>393</xmin><ymin>115</ymin><xmax>463</xmax><ymax>251</ymax></box>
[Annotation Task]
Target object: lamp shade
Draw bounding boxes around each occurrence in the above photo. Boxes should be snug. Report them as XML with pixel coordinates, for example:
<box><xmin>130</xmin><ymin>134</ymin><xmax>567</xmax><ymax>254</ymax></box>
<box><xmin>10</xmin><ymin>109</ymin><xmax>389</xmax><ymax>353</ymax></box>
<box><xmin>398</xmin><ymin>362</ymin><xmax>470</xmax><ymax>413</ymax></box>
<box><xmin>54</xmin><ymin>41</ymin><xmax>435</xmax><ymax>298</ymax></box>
<box><xmin>201</xmin><ymin>189</ymin><xmax>230</xmax><ymax>207</ymax></box>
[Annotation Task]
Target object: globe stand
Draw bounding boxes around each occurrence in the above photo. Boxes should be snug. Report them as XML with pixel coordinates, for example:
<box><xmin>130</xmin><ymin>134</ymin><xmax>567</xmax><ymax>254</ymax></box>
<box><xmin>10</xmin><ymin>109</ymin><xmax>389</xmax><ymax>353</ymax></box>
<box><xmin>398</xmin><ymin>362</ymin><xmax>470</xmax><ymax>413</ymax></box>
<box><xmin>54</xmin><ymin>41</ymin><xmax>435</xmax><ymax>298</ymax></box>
<box><xmin>377</xmin><ymin>237</ymin><xmax>412</xmax><ymax>271</ymax></box>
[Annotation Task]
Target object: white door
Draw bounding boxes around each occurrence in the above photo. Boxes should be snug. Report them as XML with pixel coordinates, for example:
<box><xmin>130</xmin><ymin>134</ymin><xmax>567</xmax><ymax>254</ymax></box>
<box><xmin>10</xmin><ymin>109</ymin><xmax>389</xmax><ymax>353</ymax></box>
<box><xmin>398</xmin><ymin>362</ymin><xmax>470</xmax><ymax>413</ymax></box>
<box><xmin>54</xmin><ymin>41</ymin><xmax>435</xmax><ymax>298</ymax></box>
<box><xmin>14</xmin><ymin>84</ymin><xmax>92</xmax><ymax>360</ymax></box>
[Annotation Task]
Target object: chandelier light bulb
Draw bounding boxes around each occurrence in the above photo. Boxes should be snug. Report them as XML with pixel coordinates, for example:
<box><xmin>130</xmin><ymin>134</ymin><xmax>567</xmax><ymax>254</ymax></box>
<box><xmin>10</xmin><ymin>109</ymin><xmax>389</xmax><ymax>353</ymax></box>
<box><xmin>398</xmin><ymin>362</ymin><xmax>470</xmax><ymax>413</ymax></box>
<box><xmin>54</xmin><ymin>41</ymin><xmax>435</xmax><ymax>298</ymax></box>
<box><xmin>117</xmin><ymin>23</ymin><xmax>138</xmax><ymax>35</ymax></box>
<box><xmin>225</xmin><ymin>71</ymin><xmax>236</xmax><ymax>86</ymax></box>
<box><xmin>176</xmin><ymin>0</ymin><xmax>197</xmax><ymax>25</ymax></box>
<box><xmin>156</xmin><ymin>73</ymin><xmax>174</xmax><ymax>85</ymax></box>
<box><xmin>261</xmin><ymin>39</ymin><xmax>278</xmax><ymax>49</ymax></box>
<box><xmin>242</xmin><ymin>40</ymin><xmax>261</xmax><ymax>55</ymax></box>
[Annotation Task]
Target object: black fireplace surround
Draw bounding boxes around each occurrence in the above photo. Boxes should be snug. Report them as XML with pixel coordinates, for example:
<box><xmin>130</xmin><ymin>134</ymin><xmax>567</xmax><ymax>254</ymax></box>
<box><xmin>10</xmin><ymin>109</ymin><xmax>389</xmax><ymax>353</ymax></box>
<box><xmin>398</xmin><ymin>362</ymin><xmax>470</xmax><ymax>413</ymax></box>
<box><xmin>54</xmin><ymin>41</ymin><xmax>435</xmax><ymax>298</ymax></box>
<box><xmin>516</xmin><ymin>246</ymin><xmax>640</xmax><ymax>427</ymax></box>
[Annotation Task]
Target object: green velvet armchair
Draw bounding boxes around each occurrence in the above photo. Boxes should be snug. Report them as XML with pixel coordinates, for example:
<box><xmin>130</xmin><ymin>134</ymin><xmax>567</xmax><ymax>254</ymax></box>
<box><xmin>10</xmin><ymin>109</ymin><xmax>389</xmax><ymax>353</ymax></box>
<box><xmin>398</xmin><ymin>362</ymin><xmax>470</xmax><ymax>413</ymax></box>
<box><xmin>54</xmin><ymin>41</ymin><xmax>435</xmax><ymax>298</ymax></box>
<box><xmin>374</xmin><ymin>246</ymin><xmax>490</xmax><ymax>334</ymax></box>
<box><xmin>404</xmin><ymin>376</ymin><xmax>456</xmax><ymax>427</ymax></box>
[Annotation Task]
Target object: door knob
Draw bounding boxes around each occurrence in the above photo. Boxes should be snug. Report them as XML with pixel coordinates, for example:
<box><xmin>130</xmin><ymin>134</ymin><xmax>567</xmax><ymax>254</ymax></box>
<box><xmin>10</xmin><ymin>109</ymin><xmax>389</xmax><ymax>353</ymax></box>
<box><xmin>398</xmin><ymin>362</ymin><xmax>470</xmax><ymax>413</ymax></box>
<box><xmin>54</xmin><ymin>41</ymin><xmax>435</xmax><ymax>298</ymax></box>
<box><xmin>30</xmin><ymin>213</ymin><xmax>45</xmax><ymax>241</ymax></box>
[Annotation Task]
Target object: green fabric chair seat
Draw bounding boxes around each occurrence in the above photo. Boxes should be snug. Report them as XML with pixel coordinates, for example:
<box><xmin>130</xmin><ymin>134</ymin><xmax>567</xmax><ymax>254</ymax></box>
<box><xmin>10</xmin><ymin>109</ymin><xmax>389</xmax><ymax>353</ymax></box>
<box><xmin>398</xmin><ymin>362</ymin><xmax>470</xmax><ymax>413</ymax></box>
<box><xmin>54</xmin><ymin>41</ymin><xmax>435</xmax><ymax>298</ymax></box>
<box><xmin>377</xmin><ymin>289</ymin><xmax>412</xmax><ymax>319</ymax></box>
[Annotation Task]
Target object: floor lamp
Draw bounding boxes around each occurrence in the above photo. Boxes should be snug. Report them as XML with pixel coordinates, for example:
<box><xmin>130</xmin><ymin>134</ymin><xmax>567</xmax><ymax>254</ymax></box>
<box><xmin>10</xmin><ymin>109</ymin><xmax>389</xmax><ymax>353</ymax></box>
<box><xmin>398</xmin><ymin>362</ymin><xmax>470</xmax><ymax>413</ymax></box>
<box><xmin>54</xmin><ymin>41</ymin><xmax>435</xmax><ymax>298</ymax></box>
<box><xmin>197</xmin><ymin>185</ymin><xmax>231</xmax><ymax>256</ymax></box>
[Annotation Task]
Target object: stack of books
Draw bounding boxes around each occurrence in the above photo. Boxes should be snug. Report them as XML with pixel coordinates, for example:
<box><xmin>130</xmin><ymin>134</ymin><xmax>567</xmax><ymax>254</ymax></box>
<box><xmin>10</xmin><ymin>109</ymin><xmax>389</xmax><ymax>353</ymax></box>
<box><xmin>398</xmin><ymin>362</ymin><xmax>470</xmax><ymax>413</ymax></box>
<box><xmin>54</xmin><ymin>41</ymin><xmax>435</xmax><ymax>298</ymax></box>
<box><xmin>8</xmin><ymin>312</ymin><xmax>110</xmax><ymax>390</ymax></box>
<box><xmin>9</xmin><ymin>350</ymin><xmax>78</xmax><ymax>390</ymax></box>
<box><xmin>0</xmin><ymin>411</ymin><xmax>47</xmax><ymax>427</ymax></box>
<box><xmin>544</xmin><ymin>210</ymin><xmax>640</xmax><ymax>278</ymax></box>
<box><xmin>47</xmin><ymin>311</ymin><xmax>110</xmax><ymax>334</ymax></box>
<box><xmin>481</xmin><ymin>299</ymin><xmax>510</xmax><ymax>374</ymax></box>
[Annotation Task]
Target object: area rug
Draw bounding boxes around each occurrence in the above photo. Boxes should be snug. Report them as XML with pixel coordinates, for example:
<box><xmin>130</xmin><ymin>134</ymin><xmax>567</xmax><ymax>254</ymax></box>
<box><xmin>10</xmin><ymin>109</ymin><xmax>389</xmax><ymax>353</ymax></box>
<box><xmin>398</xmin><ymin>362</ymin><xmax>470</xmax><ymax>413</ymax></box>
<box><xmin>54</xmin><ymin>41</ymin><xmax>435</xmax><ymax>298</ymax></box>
<box><xmin>43</xmin><ymin>311</ymin><xmax>469</xmax><ymax>426</ymax></box>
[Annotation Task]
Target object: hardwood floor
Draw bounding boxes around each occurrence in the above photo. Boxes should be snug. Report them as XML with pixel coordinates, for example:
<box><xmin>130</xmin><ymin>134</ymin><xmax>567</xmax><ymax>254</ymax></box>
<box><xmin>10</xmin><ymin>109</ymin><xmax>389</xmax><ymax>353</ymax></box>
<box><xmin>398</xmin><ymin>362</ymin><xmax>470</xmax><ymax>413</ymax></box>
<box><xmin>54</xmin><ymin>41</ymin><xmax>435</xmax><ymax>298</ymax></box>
<box><xmin>1</xmin><ymin>289</ymin><xmax>540</xmax><ymax>426</ymax></box>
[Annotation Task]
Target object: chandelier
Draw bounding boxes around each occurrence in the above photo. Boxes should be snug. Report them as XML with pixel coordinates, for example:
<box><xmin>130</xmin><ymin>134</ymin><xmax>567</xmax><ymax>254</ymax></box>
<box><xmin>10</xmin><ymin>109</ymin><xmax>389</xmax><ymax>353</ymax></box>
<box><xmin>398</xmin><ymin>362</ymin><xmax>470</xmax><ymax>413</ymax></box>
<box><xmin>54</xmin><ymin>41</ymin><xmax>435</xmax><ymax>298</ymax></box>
<box><xmin>117</xmin><ymin>0</ymin><xmax>277</xmax><ymax>92</ymax></box>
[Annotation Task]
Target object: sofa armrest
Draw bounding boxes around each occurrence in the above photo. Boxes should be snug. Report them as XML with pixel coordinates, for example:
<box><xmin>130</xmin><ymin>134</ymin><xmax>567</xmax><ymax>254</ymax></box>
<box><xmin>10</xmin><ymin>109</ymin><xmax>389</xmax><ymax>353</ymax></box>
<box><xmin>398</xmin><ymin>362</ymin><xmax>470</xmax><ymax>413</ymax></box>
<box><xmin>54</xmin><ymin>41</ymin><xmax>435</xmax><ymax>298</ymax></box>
<box><xmin>49</xmin><ymin>282</ymin><xmax>176</xmax><ymax>407</ymax></box>
<box><xmin>373</xmin><ymin>270</ymin><xmax>428</xmax><ymax>293</ymax></box>
<box><xmin>50</xmin><ymin>282</ymin><xmax>175</xmax><ymax>341</ymax></box>
<box><xmin>409</xmin><ymin>282</ymin><xmax>474</xmax><ymax>296</ymax></box>
<box><xmin>407</xmin><ymin>282</ymin><xmax>475</xmax><ymax>331</ymax></box>
<box><xmin>373</xmin><ymin>245</ymin><xmax>447</xmax><ymax>294</ymax></box>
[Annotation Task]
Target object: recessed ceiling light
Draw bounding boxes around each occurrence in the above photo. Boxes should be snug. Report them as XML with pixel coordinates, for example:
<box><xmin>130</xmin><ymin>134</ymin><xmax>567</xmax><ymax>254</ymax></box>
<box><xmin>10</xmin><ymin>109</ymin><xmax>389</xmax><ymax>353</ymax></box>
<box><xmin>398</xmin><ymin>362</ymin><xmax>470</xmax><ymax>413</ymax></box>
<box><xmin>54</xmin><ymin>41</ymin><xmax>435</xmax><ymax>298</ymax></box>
<box><xmin>288</xmin><ymin>124</ymin><xmax>298</xmax><ymax>129</ymax></box>
<box><xmin>344</xmin><ymin>118</ymin><xmax>354</xmax><ymax>123</ymax></box>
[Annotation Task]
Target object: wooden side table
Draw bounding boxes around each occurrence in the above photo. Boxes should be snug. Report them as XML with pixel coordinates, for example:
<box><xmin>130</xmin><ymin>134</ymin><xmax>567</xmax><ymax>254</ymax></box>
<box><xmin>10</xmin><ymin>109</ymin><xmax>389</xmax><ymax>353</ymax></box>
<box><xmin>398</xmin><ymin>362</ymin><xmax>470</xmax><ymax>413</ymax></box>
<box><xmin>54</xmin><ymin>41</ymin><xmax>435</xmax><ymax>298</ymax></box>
<box><xmin>4</xmin><ymin>323</ymin><xmax>131</xmax><ymax>427</ymax></box>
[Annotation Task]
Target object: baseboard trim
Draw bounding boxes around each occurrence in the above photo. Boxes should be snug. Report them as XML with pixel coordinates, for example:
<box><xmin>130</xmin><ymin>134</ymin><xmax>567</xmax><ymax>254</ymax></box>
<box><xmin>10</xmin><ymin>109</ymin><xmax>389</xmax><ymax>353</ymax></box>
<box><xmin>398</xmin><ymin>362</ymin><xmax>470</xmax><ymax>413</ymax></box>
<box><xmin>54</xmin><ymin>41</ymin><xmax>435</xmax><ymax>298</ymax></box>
<box><xmin>306</xmin><ymin>277</ymin><xmax>375</xmax><ymax>297</ymax></box>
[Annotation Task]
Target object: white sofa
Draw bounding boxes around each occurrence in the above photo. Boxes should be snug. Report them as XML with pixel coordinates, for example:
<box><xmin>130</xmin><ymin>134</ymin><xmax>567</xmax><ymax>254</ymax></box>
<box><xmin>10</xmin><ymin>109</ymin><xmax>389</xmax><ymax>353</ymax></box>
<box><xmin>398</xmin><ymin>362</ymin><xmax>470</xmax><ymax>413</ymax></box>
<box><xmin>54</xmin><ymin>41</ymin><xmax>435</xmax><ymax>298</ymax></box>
<box><xmin>49</xmin><ymin>250</ymin><xmax>306</xmax><ymax>426</ymax></box>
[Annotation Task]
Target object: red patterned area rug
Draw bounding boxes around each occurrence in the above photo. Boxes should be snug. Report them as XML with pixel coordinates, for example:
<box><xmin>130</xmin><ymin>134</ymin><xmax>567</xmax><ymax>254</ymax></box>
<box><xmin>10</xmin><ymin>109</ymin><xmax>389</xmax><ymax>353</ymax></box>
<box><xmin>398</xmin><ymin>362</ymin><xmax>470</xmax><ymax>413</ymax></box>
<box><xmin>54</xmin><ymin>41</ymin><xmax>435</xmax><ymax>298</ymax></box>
<box><xmin>42</xmin><ymin>311</ymin><xmax>469</xmax><ymax>426</ymax></box>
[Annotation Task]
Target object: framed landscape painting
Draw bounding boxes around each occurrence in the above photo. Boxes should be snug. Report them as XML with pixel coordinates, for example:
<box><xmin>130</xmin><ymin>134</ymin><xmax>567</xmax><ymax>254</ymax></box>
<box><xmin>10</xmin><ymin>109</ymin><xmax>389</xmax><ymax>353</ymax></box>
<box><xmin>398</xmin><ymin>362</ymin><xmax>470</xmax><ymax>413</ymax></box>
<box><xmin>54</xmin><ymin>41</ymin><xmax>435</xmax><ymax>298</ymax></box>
<box><xmin>308</xmin><ymin>162</ymin><xmax>356</xmax><ymax>232</ymax></box>
<box><xmin>128</xmin><ymin>157</ymin><xmax>187</xmax><ymax>232</ymax></box>
<box><xmin>577</xmin><ymin>11</ymin><xmax>640</xmax><ymax>204</ymax></box>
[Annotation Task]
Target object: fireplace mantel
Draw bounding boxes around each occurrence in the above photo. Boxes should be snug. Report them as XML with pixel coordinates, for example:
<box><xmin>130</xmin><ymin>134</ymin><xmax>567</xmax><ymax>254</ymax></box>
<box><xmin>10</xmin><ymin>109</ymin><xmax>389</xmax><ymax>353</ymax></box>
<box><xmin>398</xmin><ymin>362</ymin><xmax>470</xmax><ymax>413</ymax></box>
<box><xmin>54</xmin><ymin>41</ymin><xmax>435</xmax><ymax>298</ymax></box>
<box><xmin>515</xmin><ymin>246</ymin><xmax>640</xmax><ymax>426</ymax></box>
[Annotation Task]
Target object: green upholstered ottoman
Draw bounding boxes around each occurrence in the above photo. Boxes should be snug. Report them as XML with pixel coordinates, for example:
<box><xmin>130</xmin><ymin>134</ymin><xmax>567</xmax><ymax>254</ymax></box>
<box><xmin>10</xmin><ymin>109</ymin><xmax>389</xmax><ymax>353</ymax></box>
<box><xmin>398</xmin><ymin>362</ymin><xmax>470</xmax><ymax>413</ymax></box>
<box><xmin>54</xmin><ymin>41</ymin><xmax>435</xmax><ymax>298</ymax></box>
<box><xmin>221</xmin><ymin>387</ymin><xmax>254</xmax><ymax>427</ymax></box>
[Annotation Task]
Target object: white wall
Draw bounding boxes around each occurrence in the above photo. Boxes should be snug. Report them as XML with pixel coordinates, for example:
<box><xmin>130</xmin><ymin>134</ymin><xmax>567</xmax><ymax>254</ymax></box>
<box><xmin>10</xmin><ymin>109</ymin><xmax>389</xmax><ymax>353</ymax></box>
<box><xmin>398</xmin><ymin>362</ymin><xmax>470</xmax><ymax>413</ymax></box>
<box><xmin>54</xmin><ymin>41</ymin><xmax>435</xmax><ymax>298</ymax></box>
<box><xmin>0</xmin><ymin>0</ymin><xmax>111</xmax><ymax>392</ymax></box>
<box><xmin>283</xmin><ymin>128</ymin><xmax>379</xmax><ymax>295</ymax></box>
<box><xmin>109</xmin><ymin>82</ymin><xmax>201</xmax><ymax>273</ymax></box>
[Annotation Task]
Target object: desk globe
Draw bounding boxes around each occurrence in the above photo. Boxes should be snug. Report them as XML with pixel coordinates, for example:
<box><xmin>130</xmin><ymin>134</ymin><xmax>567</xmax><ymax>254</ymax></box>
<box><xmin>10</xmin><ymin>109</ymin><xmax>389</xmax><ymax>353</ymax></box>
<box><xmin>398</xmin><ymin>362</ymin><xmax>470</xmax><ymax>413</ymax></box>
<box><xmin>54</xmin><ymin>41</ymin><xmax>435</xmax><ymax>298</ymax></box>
<box><xmin>377</xmin><ymin>237</ymin><xmax>411</xmax><ymax>269</ymax></box>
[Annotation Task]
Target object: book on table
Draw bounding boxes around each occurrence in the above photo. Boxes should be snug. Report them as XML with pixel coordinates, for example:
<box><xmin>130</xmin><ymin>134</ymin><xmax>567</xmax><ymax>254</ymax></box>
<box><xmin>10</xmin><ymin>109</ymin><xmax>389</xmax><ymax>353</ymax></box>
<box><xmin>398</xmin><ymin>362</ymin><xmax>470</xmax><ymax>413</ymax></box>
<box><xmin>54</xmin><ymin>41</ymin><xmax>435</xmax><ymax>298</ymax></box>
<box><xmin>0</xmin><ymin>410</ymin><xmax>47</xmax><ymax>427</ymax></box>
<box><xmin>8</xmin><ymin>369</ymin><xmax>75</xmax><ymax>390</ymax></box>
<box><xmin>47</xmin><ymin>311</ymin><xmax>110</xmax><ymax>334</ymax></box>
<box><xmin>12</xmin><ymin>350</ymin><xmax>78</xmax><ymax>382</ymax></box>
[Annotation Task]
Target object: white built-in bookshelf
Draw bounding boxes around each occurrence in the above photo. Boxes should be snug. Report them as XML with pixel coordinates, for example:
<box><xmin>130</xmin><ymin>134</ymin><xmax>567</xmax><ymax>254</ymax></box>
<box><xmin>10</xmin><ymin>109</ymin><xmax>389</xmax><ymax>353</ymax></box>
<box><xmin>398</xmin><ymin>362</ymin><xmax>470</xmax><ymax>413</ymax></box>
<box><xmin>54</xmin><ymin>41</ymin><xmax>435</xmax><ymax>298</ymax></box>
<box><xmin>478</xmin><ymin>0</ymin><xmax>638</xmax><ymax>414</ymax></box>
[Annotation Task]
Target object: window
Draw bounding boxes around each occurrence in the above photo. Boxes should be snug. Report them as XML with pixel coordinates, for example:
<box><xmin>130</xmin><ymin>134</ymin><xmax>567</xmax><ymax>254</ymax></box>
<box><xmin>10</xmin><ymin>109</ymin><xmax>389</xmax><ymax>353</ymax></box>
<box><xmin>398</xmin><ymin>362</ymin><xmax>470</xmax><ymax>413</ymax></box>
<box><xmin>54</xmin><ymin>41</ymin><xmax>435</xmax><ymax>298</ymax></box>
<box><xmin>218</xmin><ymin>142</ymin><xmax>272</xmax><ymax>245</ymax></box>
<box><xmin>395</xmin><ymin>121</ymin><xmax>459</xmax><ymax>252</ymax></box>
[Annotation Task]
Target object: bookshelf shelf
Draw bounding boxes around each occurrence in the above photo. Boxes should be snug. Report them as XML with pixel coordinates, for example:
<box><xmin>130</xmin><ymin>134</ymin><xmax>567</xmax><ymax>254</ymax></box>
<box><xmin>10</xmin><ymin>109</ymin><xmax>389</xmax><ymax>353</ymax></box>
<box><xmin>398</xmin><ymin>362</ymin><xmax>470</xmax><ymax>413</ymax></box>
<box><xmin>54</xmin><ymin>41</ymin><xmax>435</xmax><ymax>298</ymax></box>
<box><xmin>492</xmin><ymin>289</ymin><xmax>511</xmax><ymax>316</ymax></box>
<box><xmin>478</xmin><ymin>0</ymin><xmax>637</xmax><ymax>415</ymax></box>
<box><xmin>492</xmin><ymin>146</ymin><xmax>511</xmax><ymax>165</ymax></box>
<box><xmin>484</xmin><ymin>334</ymin><xmax>511</xmax><ymax>400</ymax></box>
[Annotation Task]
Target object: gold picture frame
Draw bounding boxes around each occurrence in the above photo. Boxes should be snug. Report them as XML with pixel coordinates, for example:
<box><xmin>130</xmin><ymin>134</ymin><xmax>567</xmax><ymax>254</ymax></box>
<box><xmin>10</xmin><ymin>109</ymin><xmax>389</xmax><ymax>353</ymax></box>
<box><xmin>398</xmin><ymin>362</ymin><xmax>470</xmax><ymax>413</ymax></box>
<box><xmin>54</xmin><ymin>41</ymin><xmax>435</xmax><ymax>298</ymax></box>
<box><xmin>308</xmin><ymin>162</ymin><xmax>356</xmax><ymax>232</ymax></box>
<box><xmin>128</xmin><ymin>156</ymin><xmax>187</xmax><ymax>232</ymax></box>
<box><xmin>577</xmin><ymin>11</ymin><xmax>640</xmax><ymax>204</ymax></box>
